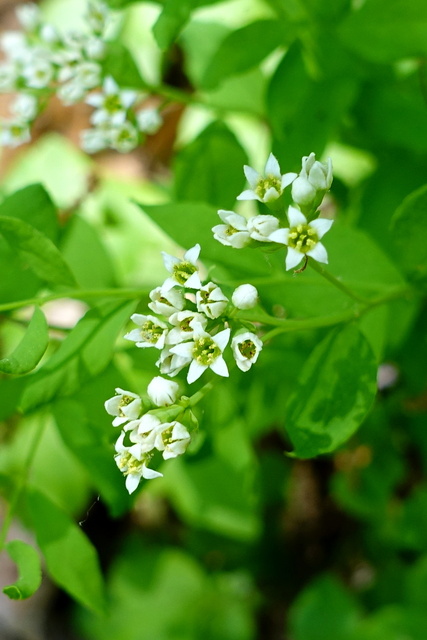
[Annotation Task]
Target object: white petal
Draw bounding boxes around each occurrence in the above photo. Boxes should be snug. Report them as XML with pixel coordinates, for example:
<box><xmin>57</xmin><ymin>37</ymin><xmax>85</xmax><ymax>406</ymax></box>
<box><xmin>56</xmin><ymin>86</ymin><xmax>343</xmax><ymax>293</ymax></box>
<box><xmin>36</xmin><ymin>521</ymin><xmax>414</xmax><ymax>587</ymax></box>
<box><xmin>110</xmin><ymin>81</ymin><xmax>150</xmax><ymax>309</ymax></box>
<box><xmin>130</xmin><ymin>313</ymin><xmax>145</xmax><ymax>325</ymax></box>
<box><xmin>210</xmin><ymin>356</ymin><xmax>229</xmax><ymax>377</ymax></box>
<box><xmin>237</xmin><ymin>189</ymin><xmax>259</xmax><ymax>201</ymax></box>
<box><xmin>213</xmin><ymin>327</ymin><xmax>230</xmax><ymax>351</ymax></box>
<box><xmin>309</xmin><ymin>217</ymin><xmax>333</xmax><ymax>239</ymax></box>
<box><xmin>121</xmin><ymin>89</ymin><xmax>137</xmax><ymax>108</ymax></box>
<box><xmin>142</xmin><ymin>464</ymin><xmax>163</xmax><ymax>480</ymax></box>
<box><xmin>86</xmin><ymin>93</ymin><xmax>103</xmax><ymax>107</ymax></box>
<box><xmin>112</xmin><ymin>416</ymin><xmax>128</xmax><ymax>427</ymax></box>
<box><xmin>185</xmin><ymin>243</ymin><xmax>201</xmax><ymax>264</ymax></box>
<box><xmin>125</xmin><ymin>473</ymin><xmax>141</xmax><ymax>494</ymax></box>
<box><xmin>281</xmin><ymin>172</ymin><xmax>297</xmax><ymax>189</ymax></box>
<box><xmin>188</xmin><ymin>360</ymin><xmax>207</xmax><ymax>384</ymax></box>
<box><xmin>217</xmin><ymin>209</ymin><xmax>235</xmax><ymax>223</ymax></box>
<box><xmin>124</xmin><ymin>329</ymin><xmax>142</xmax><ymax>342</ymax></box>
<box><xmin>263</xmin><ymin>186</ymin><xmax>281</xmax><ymax>202</ymax></box>
<box><xmin>264</xmin><ymin>153</ymin><xmax>281</xmax><ymax>178</ymax></box>
<box><xmin>185</xmin><ymin>271</ymin><xmax>202</xmax><ymax>289</ymax></box>
<box><xmin>230</xmin><ymin>231</ymin><xmax>251</xmax><ymax>248</ymax></box>
<box><xmin>161</xmin><ymin>277</ymin><xmax>176</xmax><ymax>293</ymax></box>
<box><xmin>170</xmin><ymin>342</ymin><xmax>194</xmax><ymax>358</ymax></box>
<box><xmin>104</xmin><ymin>396</ymin><xmax>121</xmax><ymax>415</ymax></box>
<box><xmin>161</xmin><ymin>251</ymin><xmax>180</xmax><ymax>273</ymax></box>
<box><xmin>243</xmin><ymin>165</ymin><xmax>260</xmax><ymax>188</ymax></box>
<box><xmin>287</xmin><ymin>206</ymin><xmax>307</xmax><ymax>227</ymax></box>
<box><xmin>104</xmin><ymin>75</ymin><xmax>118</xmax><ymax>94</ymax></box>
<box><xmin>269</xmin><ymin>228</ymin><xmax>289</xmax><ymax>245</ymax></box>
<box><xmin>285</xmin><ymin>247</ymin><xmax>303</xmax><ymax>270</ymax></box>
<box><xmin>307</xmin><ymin>242</ymin><xmax>328</xmax><ymax>264</ymax></box>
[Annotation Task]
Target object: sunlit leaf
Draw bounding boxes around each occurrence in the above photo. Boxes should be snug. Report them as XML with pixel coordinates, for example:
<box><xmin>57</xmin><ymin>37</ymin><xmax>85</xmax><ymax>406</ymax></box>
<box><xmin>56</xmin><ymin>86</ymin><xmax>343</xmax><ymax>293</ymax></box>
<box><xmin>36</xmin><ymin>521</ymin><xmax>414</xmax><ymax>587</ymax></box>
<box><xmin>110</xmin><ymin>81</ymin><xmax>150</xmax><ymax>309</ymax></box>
<box><xmin>0</xmin><ymin>307</ymin><xmax>48</xmax><ymax>375</ymax></box>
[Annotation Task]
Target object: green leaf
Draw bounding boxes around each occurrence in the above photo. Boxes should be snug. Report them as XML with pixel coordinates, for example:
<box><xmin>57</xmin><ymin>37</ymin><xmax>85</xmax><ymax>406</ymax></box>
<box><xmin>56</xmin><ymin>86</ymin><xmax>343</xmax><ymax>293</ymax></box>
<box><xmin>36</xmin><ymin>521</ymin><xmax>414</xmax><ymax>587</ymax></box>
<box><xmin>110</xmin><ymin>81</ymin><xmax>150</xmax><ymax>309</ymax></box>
<box><xmin>0</xmin><ymin>216</ymin><xmax>76</xmax><ymax>288</ymax></box>
<box><xmin>27</xmin><ymin>489</ymin><xmax>105</xmax><ymax>613</ymax></box>
<box><xmin>201</xmin><ymin>20</ymin><xmax>289</xmax><ymax>90</ymax></box>
<box><xmin>20</xmin><ymin>300</ymin><xmax>135</xmax><ymax>413</ymax></box>
<box><xmin>153</xmin><ymin>0</ymin><xmax>194</xmax><ymax>50</ymax></box>
<box><xmin>339</xmin><ymin>0</ymin><xmax>427</xmax><ymax>64</ymax></box>
<box><xmin>390</xmin><ymin>185</ymin><xmax>427</xmax><ymax>284</ymax></box>
<box><xmin>0</xmin><ymin>184</ymin><xmax>58</xmax><ymax>242</ymax></box>
<box><xmin>174</xmin><ymin>121</ymin><xmax>247</xmax><ymax>209</ymax></box>
<box><xmin>3</xmin><ymin>540</ymin><xmax>42</xmax><ymax>600</ymax></box>
<box><xmin>138</xmin><ymin>201</ymin><xmax>271</xmax><ymax>277</ymax></box>
<box><xmin>285</xmin><ymin>324</ymin><xmax>377</xmax><ymax>458</ymax></box>
<box><xmin>102</xmin><ymin>42</ymin><xmax>146</xmax><ymax>88</ymax></box>
<box><xmin>0</xmin><ymin>307</ymin><xmax>48</xmax><ymax>375</ymax></box>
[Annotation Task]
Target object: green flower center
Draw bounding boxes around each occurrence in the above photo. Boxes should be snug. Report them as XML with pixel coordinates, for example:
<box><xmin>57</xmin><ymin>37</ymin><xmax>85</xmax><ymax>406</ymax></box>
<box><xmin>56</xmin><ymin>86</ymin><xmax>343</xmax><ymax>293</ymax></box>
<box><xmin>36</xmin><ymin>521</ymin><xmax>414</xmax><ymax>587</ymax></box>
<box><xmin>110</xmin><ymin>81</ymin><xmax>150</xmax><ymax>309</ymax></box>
<box><xmin>192</xmin><ymin>337</ymin><xmax>221</xmax><ymax>366</ymax></box>
<box><xmin>140</xmin><ymin>320</ymin><xmax>164</xmax><ymax>344</ymax></box>
<box><xmin>255</xmin><ymin>175</ymin><xmax>281</xmax><ymax>199</ymax></box>
<box><xmin>225</xmin><ymin>225</ymin><xmax>239</xmax><ymax>236</ymax></box>
<box><xmin>104</xmin><ymin>94</ymin><xmax>122</xmax><ymax>113</ymax></box>
<box><xmin>180</xmin><ymin>317</ymin><xmax>194</xmax><ymax>332</ymax></box>
<box><xmin>118</xmin><ymin>395</ymin><xmax>134</xmax><ymax>417</ymax></box>
<box><xmin>173</xmin><ymin>260</ymin><xmax>197</xmax><ymax>285</ymax></box>
<box><xmin>288</xmin><ymin>224</ymin><xmax>318</xmax><ymax>254</ymax></box>
<box><xmin>238</xmin><ymin>339</ymin><xmax>256</xmax><ymax>359</ymax></box>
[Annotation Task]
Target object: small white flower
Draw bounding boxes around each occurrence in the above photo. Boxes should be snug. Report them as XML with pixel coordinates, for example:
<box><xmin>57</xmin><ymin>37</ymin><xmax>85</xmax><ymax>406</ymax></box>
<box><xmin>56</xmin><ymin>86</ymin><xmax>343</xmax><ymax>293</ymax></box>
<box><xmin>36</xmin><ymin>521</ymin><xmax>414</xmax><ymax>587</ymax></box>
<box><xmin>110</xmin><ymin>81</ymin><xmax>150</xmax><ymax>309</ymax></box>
<box><xmin>1</xmin><ymin>32</ymin><xmax>28</xmax><ymax>61</ymax></box>
<box><xmin>291</xmin><ymin>152</ymin><xmax>333</xmax><ymax>212</ymax></box>
<box><xmin>128</xmin><ymin>413</ymin><xmax>161</xmax><ymax>450</ymax></box>
<box><xmin>109</xmin><ymin>121</ymin><xmax>139</xmax><ymax>153</ymax></box>
<box><xmin>16</xmin><ymin>4</ymin><xmax>40</xmax><ymax>31</ymax></box>
<box><xmin>0</xmin><ymin>121</ymin><xmax>31</xmax><ymax>148</ymax></box>
<box><xmin>137</xmin><ymin>108</ymin><xmax>163</xmax><ymax>134</ymax></box>
<box><xmin>237</xmin><ymin>153</ymin><xmax>297</xmax><ymax>203</ymax></box>
<box><xmin>40</xmin><ymin>23</ymin><xmax>58</xmax><ymax>44</ymax></box>
<box><xmin>212</xmin><ymin>210</ymin><xmax>251</xmax><ymax>249</ymax></box>
<box><xmin>148</xmin><ymin>286</ymin><xmax>185</xmax><ymax>317</ymax></box>
<box><xmin>247</xmin><ymin>214</ymin><xmax>279</xmax><ymax>242</ymax></box>
<box><xmin>152</xmin><ymin>421</ymin><xmax>191</xmax><ymax>460</ymax></box>
<box><xmin>84</xmin><ymin>36</ymin><xmax>106</xmax><ymax>60</ymax></box>
<box><xmin>86</xmin><ymin>0</ymin><xmax>110</xmax><ymax>34</ymax></box>
<box><xmin>75</xmin><ymin>61</ymin><xmax>102</xmax><ymax>89</ymax></box>
<box><xmin>232</xmin><ymin>284</ymin><xmax>258</xmax><ymax>310</ymax></box>
<box><xmin>161</xmin><ymin>244</ymin><xmax>202</xmax><ymax>292</ymax></box>
<box><xmin>196</xmin><ymin>282</ymin><xmax>228</xmax><ymax>319</ymax></box>
<box><xmin>166</xmin><ymin>310</ymin><xmax>207</xmax><ymax>345</ymax></box>
<box><xmin>170</xmin><ymin>323</ymin><xmax>230</xmax><ymax>384</ymax></box>
<box><xmin>11</xmin><ymin>93</ymin><xmax>38</xmax><ymax>121</ymax></box>
<box><xmin>232</xmin><ymin>331</ymin><xmax>263</xmax><ymax>372</ymax></box>
<box><xmin>80</xmin><ymin>127</ymin><xmax>109</xmax><ymax>153</ymax></box>
<box><xmin>104</xmin><ymin>387</ymin><xmax>142</xmax><ymax>427</ymax></box>
<box><xmin>58</xmin><ymin>81</ymin><xmax>86</xmax><ymax>106</ymax></box>
<box><xmin>87</xmin><ymin>76</ymin><xmax>137</xmax><ymax>126</ymax></box>
<box><xmin>156</xmin><ymin>345</ymin><xmax>192</xmax><ymax>377</ymax></box>
<box><xmin>269</xmin><ymin>206</ymin><xmax>333</xmax><ymax>270</ymax></box>
<box><xmin>124</xmin><ymin>313</ymin><xmax>168</xmax><ymax>349</ymax></box>
<box><xmin>22</xmin><ymin>58</ymin><xmax>53</xmax><ymax>89</ymax></box>
<box><xmin>0</xmin><ymin>63</ymin><xmax>17</xmax><ymax>91</ymax></box>
<box><xmin>115</xmin><ymin>431</ymin><xmax>162</xmax><ymax>494</ymax></box>
<box><xmin>147</xmin><ymin>376</ymin><xmax>180</xmax><ymax>407</ymax></box>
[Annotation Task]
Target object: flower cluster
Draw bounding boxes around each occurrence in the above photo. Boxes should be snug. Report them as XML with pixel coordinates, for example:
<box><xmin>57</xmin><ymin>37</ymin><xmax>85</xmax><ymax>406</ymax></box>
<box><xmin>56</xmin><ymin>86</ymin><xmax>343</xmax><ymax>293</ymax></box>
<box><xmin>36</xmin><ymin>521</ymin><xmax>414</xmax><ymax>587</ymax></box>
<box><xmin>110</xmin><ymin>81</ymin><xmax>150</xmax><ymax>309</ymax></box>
<box><xmin>106</xmin><ymin>245</ymin><xmax>263</xmax><ymax>492</ymax></box>
<box><xmin>105</xmin><ymin>379</ymin><xmax>194</xmax><ymax>494</ymax></box>
<box><xmin>213</xmin><ymin>152</ymin><xmax>334</xmax><ymax>271</ymax></box>
<box><xmin>0</xmin><ymin>1</ymin><xmax>163</xmax><ymax>153</ymax></box>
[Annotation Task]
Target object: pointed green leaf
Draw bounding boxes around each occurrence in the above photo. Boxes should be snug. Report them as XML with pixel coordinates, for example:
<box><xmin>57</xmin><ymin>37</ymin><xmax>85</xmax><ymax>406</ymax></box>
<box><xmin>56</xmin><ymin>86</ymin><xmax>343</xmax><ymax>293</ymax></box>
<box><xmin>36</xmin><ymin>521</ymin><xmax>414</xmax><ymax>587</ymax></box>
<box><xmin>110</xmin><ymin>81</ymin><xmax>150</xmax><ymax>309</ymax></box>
<box><xmin>0</xmin><ymin>216</ymin><xmax>76</xmax><ymax>288</ymax></box>
<box><xmin>0</xmin><ymin>307</ymin><xmax>48</xmax><ymax>375</ymax></box>
<box><xmin>153</xmin><ymin>0</ymin><xmax>194</xmax><ymax>50</ymax></box>
<box><xmin>27</xmin><ymin>489</ymin><xmax>106</xmax><ymax>614</ymax></box>
<box><xmin>285</xmin><ymin>324</ymin><xmax>377</xmax><ymax>458</ymax></box>
<box><xmin>3</xmin><ymin>540</ymin><xmax>42</xmax><ymax>600</ymax></box>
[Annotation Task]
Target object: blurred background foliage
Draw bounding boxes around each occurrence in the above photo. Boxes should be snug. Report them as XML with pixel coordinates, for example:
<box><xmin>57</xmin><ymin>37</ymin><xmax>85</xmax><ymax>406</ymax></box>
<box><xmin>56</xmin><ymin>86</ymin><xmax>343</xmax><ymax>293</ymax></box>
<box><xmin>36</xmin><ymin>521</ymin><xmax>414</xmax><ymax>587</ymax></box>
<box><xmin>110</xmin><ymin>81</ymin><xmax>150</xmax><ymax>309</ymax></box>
<box><xmin>1</xmin><ymin>0</ymin><xmax>427</xmax><ymax>638</ymax></box>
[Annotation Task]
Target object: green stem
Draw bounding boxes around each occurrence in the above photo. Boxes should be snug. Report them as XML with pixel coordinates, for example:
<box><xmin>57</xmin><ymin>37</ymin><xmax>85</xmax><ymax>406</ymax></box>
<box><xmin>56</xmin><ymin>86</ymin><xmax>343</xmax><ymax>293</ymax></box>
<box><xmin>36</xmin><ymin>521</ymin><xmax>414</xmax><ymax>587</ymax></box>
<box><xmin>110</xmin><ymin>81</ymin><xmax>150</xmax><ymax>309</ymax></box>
<box><xmin>0</xmin><ymin>417</ymin><xmax>46</xmax><ymax>554</ymax></box>
<box><xmin>0</xmin><ymin>288</ymin><xmax>150</xmax><ymax>313</ymax></box>
<box><xmin>188</xmin><ymin>382</ymin><xmax>214</xmax><ymax>407</ymax></box>
<box><xmin>308</xmin><ymin>259</ymin><xmax>370</xmax><ymax>304</ymax></box>
<box><xmin>261</xmin><ymin>307</ymin><xmax>362</xmax><ymax>342</ymax></box>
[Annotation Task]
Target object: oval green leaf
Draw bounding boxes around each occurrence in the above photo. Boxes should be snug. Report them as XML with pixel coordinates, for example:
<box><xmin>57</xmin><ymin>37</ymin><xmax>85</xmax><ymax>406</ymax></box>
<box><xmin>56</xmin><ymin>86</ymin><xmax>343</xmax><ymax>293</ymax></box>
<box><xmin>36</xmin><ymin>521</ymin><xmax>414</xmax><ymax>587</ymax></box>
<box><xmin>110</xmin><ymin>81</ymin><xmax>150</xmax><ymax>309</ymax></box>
<box><xmin>285</xmin><ymin>324</ymin><xmax>377</xmax><ymax>458</ymax></box>
<box><xmin>0</xmin><ymin>307</ymin><xmax>48</xmax><ymax>375</ymax></box>
<box><xmin>3</xmin><ymin>540</ymin><xmax>42</xmax><ymax>600</ymax></box>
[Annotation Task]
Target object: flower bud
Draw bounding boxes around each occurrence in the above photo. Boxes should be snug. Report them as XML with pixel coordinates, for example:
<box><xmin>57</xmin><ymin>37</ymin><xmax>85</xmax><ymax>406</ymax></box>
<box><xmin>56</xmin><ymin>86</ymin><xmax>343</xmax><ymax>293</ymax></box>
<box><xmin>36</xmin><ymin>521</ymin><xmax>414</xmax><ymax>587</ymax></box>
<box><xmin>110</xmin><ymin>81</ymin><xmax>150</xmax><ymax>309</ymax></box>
<box><xmin>291</xmin><ymin>153</ymin><xmax>333</xmax><ymax>214</ymax></box>
<box><xmin>232</xmin><ymin>284</ymin><xmax>258</xmax><ymax>310</ymax></box>
<box><xmin>147</xmin><ymin>376</ymin><xmax>179</xmax><ymax>407</ymax></box>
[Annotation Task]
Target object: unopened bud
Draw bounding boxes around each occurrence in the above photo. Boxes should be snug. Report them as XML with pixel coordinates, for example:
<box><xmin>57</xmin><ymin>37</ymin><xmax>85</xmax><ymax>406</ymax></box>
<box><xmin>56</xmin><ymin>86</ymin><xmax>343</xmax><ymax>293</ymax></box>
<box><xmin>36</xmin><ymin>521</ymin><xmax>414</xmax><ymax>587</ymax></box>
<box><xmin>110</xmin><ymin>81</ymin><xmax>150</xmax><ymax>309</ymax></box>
<box><xmin>232</xmin><ymin>284</ymin><xmax>258</xmax><ymax>310</ymax></box>
<box><xmin>147</xmin><ymin>376</ymin><xmax>179</xmax><ymax>407</ymax></box>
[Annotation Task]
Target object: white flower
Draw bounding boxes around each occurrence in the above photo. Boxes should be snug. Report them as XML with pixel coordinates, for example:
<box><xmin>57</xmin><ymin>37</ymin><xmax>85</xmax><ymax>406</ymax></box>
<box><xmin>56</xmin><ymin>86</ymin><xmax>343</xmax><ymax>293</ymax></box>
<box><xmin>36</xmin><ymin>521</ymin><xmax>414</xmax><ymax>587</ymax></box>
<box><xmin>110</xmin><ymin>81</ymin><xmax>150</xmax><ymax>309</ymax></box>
<box><xmin>80</xmin><ymin>127</ymin><xmax>109</xmax><ymax>153</ymax></box>
<box><xmin>11</xmin><ymin>93</ymin><xmax>38</xmax><ymax>121</ymax></box>
<box><xmin>86</xmin><ymin>0</ymin><xmax>110</xmax><ymax>34</ymax></box>
<box><xmin>161</xmin><ymin>244</ymin><xmax>202</xmax><ymax>292</ymax></box>
<box><xmin>170</xmin><ymin>323</ymin><xmax>230</xmax><ymax>384</ymax></box>
<box><xmin>166</xmin><ymin>310</ymin><xmax>207</xmax><ymax>345</ymax></box>
<box><xmin>87</xmin><ymin>76</ymin><xmax>137</xmax><ymax>126</ymax></box>
<box><xmin>0</xmin><ymin>121</ymin><xmax>31</xmax><ymax>148</ymax></box>
<box><xmin>105</xmin><ymin>388</ymin><xmax>142</xmax><ymax>427</ymax></box>
<box><xmin>137</xmin><ymin>108</ymin><xmax>163</xmax><ymax>134</ymax></box>
<box><xmin>148</xmin><ymin>286</ymin><xmax>185</xmax><ymax>317</ymax></box>
<box><xmin>232</xmin><ymin>331</ymin><xmax>263</xmax><ymax>372</ymax></box>
<box><xmin>16</xmin><ymin>4</ymin><xmax>40</xmax><ymax>31</ymax></box>
<box><xmin>152</xmin><ymin>421</ymin><xmax>191</xmax><ymax>460</ymax></box>
<box><xmin>232</xmin><ymin>284</ymin><xmax>258</xmax><ymax>310</ymax></box>
<box><xmin>237</xmin><ymin>153</ymin><xmax>297</xmax><ymax>203</ymax></box>
<box><xmin>196</xmin><ymin>282</ymin><xmax>228</xmax><ymax>319</ymax></box>
<box><xmin>124</xmin><ymin>313</ymin><xmax>168</xmax><ymax>349</ymax></box>
<box><xmin>247</xmin><ymin>214</ymin><xmax>279</xmax><ymax>242</ymax></box>
<box><xmin>212</xmin><ymin>210</ymin><xmax>251</xmax><ymax>249</ymax></box>
<box><xmin>115</xmin><ymin>431</ymin><xmax>162</xmax><ymax>494</ymax></box>
<box><xmin>0</xmin><ymin>64</ymin><xmax>17</xmax><ymax>91</ymax></box>
<box><xmin>40</xmin><ymin>24</ymin><xmax>58</xmax><ymax>44</ymax></box>
<box><xmin>291</xmin><ymin>152</ymin><xmax>333</xmax><ymax>212</ymax></box>
<box><xmin>60</xmin><ymin>61</ymin><xmax>101</xmax><ymax>90</ymax></box>
<box><xmin>128</xmin><ymin>413</ymin><xmax>161</xmax><ymax>449</ymax></box>
<box><xmin>269</xmin><ymin>206</ymin><xmax>333</xmax><ymax>270</ymax></box>
<box><xmin>84</xmin><ymin>36</ymin><xmax>106</xmax><ymax>60</ymax></box>
<box><xmin>109</xmin><ymin>121</ymin><xmax>139</xmax><ymax>153</ymax></box>
<box><xmin>22</xmin><ymin>59</ymin><xmax>53</xmax><ymax>89</ymax></box>
<box><xmin>156</xmin><ymin>345</ymin><xmax>192</xmax><ymax>377</ymax></box>
<box><xmin>147</xmin><ymin>376</ymin><xmax>180</xmax><ymax>407</ymax></box>
<box><xmin>1</xmin><ymin>32</ymin><xmax>28</xmax><ymax>61</ymax></box>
